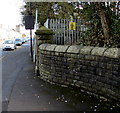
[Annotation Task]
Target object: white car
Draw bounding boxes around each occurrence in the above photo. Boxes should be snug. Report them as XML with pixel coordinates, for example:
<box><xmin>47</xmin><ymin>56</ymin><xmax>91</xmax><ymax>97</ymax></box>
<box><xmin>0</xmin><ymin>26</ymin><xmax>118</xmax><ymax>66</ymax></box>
<box><xmin>2</xmin><ymin>40</ymin><xmax>16</xmax><ymax>50</ymax></box>
<box><xmin>15</xmin><ymin>38</ymin><xmax>23</xmax><ymax>46</ymax></box>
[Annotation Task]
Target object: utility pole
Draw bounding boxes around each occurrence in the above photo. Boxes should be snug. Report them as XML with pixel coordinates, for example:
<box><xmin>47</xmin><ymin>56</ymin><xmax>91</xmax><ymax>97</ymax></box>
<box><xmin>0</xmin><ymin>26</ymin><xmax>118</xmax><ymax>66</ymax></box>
<box><xmin>25</xmin><ymin>2</ymin><xmax>34</xmax><ymax>60</ymax></box>
<box><xmin>29</xmin><ymin>2</ymin><xmax>33</xmax><ymax>60</ymax></box>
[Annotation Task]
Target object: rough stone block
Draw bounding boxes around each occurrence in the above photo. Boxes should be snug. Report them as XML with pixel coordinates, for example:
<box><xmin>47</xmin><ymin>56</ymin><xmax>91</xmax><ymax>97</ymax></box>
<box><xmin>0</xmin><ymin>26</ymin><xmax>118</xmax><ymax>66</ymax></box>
<box><xmin>96</xmin><ymin>81</ymin><xmax>104</xmax><ymax>87</ymax></box>
<box><xmin>95</xmin><ymin>68</ymin><xmax>106</xmax><ymax>76</ymax></box>
<box><xmin>104</xmin><ymin>48</ymin><xmax>120</xmax><ymax>58</ymax></box>
<box><xmin>87</xmin><ymin>66</ymin><xmax>95</xmax><ymax>72</ymax></box>
<box><xmin>74</xmin><ymin>76</ymin><xmax>80</xmax><ymax>80</ymax></box>
<box><xmin>90</xmin><ymin>61</ymin><xmax>99</xmax><ymax>67</ymax></box>
<box><xmin>112</xmin><ymin>64</ymin><xmax>119</xmax><ymax>71</ymax></box>
<box><xmin>85</xmin><ymin>55</ymin><xmax>94</xmax><ymax>60</ymax></box>
<box><xmin>112</xmin><ymin>71</ymin><xmax>119</xmax><ymax>76</ymax></box>
<box><xmin>70</xmin><ymin>54</ymin><xmax>79</xmax><ymax>58</ymax></box>
<box><xmin>99</xmin><ymin>62</ymin><xmax>107</xmax><ymax>69</ymax></box>
<box><xmin>55</xmin><ymin>45</ymin><xmax>69</xmax><ymax>52</ymax></box>
<box><xmin>67</xmin><ymin>78</ymin><xmax>73</xmax><ymax>83</ymax></box>
<box><xmin>67</xmin><ymin>45</ymin><xmax>82</xmax><ymax>53</ymax></box>
<box><xmin>75</xmin><ymin>81</ymin><xmax>84</xmax><ymax>87</ymax></box>
<box><xmin>78</xmin><ymin>54</ymin><xmax>85</xmax><ymax>60</ymax></box>
<box><xmin>89</xmin><ymin>79</ymin><xmax>96</xmax><ymax>84</ymax></box>
<box><xmin>39</xmin><ymin>44</ymin><xmax>49</xmax><ymax>50</ymax></box>
<box><xmin>45</xmin><ymin>44</ymin><xmax>57</xmax><ymax>51</ymax></box>
<box><xmin>91</xmin><ymin>47</ymin><xmax>107</xmax><ymax>56</ymax></box>
<box><xmin>84</xmin><ymin>61</ymin><xmax>91</xmax><ymax>66</ymax></box>
<box><xmin>54</xmin><ymin>52</ymin><xmax>59</xmax><ymax>56</ymax></box>
<box><xmin>111</xmin><ymin>58</ymin><xmax>120</xmax><ymax>65</ymax></box>
<box><xmin>80</xmin><ymin>46</ymin><xmax>94</xmax><ymax>55</ymax></box>
<box><xmin>106</xmin><ymin>63</ymin><xmax>113</xmax><ymax>70</ymax></box>
<box><xmin>81</xmin><ymin>77</ymin><xmax>88</xmax><ymax>82</ymax></box>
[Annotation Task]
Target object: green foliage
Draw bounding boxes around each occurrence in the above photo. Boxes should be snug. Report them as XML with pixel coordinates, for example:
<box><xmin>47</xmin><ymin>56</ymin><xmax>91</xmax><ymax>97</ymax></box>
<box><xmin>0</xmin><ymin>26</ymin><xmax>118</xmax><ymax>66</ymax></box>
<box><xmin>21</xmin><ymin>2</ymin><xmax>74</xmax><ymax>26</ymax></box>
<box><xmin>22</xmin><ymin>2</ymin><xmax>55</xmax><ymax>26</ymax></box>
<box><xmin>78</xmin><ymin>3</ymin><xmax>104</xmax><ymax>47</ymax></box>
<box><xmin>54</xmin><ymin>2</ymin><xmax>74</xmax><ymax>19</ymax></box>
<box><xmin>78</xmin><ymin>2</ymin><xmax>120</xmax><ymax>48</ymax></box>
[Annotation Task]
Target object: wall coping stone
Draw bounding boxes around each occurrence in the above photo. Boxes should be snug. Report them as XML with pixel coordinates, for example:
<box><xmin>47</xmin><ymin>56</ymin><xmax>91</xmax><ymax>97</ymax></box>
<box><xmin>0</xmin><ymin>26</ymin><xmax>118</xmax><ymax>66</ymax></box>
<box><xmin>104</xmin><ymin>48</ymin><xmax>120</xmax><ymax>58</ymax></box>
<box><xmin>55</xmin><ymin>45</ymin><xmax>70</xmax><ymax>52</ymax></box>
<box><xmin>39</xmin><ymin>44</ymin><xmax>50</xmax><ymax>50</ymax></box>
<box><xmin>80</xmin><ymin>46</ymin><xmax>94</xmax><ymax>55</ymax></box>
<box><xmin>67</xmin><ymin>45</ymin><xmax>83</xmax><ymax>53</ymax></box>
<box><xmin>45</xmin><ymin>44</ymin><xmax>57</xmax><ymax>51</ymax></box>
<box><xmin>39</xmin><ymin>44</ymin><xmax>120</xmax><ymax>58</ymax></box>
<box><xmin>91</xmin><ymin>47</ymin><xmax>107</xmax><ymax>56</ymax></box>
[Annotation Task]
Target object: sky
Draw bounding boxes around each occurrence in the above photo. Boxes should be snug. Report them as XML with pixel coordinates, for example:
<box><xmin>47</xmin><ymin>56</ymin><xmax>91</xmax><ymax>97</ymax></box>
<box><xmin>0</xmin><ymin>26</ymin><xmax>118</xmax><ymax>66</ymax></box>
<box><xmin>0</xmin><ymin>0</ymin><xmax>24</xmax><ymax>28</ymax></box>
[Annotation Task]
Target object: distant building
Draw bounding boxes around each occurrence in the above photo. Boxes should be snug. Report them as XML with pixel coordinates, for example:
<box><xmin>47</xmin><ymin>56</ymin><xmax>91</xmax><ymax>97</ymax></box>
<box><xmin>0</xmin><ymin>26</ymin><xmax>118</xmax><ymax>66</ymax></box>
<box><xmin>0</xmin><ymin>24</ymin><xmax>2</xmax><ymax>29</ymax></box>
<box><xmin>0</xmin><ymin>24</ymin><xmax>9</xmax><ymax>41</ymax></box>
<box><xmin>0</xmin><ymin>24</ymin><xmax>22</xmax><ymax>41</ymax></box>
<box><xmin>16</xmin><ymin>25</ymin><xmax>20</xmax><ymax>32</ymax></box>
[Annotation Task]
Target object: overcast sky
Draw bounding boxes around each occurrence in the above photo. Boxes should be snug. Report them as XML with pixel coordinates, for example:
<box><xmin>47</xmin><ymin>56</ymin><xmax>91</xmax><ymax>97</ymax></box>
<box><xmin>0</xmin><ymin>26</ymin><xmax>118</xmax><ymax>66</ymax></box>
<box><xmin>0</xmin><ymin>0</ymin><xmax>24</xmax><ymax>28</ymax></box>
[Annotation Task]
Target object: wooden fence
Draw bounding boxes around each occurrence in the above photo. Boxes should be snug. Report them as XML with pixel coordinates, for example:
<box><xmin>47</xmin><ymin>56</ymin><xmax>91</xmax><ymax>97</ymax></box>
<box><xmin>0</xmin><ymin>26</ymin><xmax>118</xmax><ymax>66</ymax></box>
<box><xmin>48</xmin><ymin>19</ymin><xmax>87</xmax><ymax>45</ymax></box>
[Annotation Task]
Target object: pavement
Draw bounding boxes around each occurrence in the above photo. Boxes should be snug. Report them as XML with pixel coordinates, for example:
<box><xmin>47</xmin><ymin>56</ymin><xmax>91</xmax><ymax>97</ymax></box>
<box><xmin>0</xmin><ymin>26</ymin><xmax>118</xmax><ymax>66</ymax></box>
<box><xmin>6</xmin><ymin>55</ymin><xmax>90</xmax><ymax>111</ymax></box>
<box><xmin>1</xmin><ymin>43</ymin><xmax>120</xmax><ymax>112</ymax></box>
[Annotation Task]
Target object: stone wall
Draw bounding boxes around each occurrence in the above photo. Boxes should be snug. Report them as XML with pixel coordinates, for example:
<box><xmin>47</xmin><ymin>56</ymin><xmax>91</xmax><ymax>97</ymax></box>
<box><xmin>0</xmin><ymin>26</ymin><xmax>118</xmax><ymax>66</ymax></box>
<box><xmin>38</xmin><ymin>44</ymin><xmax>120</xmax><ymax>102</ymax></box>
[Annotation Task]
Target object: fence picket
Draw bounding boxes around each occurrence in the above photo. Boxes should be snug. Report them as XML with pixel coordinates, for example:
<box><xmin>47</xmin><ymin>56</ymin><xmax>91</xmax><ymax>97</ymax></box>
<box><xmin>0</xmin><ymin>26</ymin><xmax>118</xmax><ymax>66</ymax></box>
<box><xmin>47</xmin><ymin>18</ymin><xmax>86</xmax><ymax>45</ymax></box>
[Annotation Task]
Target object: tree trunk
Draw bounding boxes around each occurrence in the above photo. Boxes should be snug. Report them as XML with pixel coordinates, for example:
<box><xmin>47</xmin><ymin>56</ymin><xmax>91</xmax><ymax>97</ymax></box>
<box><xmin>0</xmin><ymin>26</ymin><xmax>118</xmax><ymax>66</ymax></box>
<box><xmin>96</xmin><ymin>2</ymin><xmax>111</xmax><ymax>46</ymax></box>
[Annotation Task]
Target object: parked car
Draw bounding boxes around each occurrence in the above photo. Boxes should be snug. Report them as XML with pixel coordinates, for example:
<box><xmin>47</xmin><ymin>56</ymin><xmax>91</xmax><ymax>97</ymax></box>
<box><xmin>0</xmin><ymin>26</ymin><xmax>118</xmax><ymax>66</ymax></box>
<box><xmin>25</xmin><ymin>37</ymin><xmax>29</xmax><ymax>42</ymax></box>
<box><xmin>15</xmin><ymin>38</ymin><xmax>22</xmax><ymax>46</ymax></box>
<box><xmin>2</xmin><ymin>40</ymin><xmax>16</xmax><ymax>50</ymax></box>
<box><xmin>22</xmin><ymin>38</ymin><xmax>27</xmax><ymax>43</ymax></box>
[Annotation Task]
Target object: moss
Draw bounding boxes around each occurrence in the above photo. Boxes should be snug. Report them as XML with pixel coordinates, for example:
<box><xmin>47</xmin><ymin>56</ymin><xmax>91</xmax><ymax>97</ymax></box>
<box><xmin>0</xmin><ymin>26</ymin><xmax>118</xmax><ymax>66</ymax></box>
<box><xmin>37</xmin><ymin>35</ymin><xmax>53</xmax><ymax>40</ymax></box>
<box><xmin>35</xmin><ymin>26</ymin><xmax>55</xmax><ymax>35</ymax></box>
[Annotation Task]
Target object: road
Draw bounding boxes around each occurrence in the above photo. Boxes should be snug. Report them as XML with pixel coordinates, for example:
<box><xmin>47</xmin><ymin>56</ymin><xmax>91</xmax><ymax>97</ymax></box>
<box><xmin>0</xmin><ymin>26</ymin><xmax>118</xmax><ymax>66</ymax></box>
<box><xmin>2</xmin><ymin>42</ymin><xmax>30</xmax><ymax>87</ymax></box>
<box><xmin>0</xmin><ymin>41</ymin><xmax>29</xmax><ymax>59</ymax></box>
<box><xmin>1</xmin><ymin>41</ymin><xmax>30</xmax><ymax>111</ymax></box>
